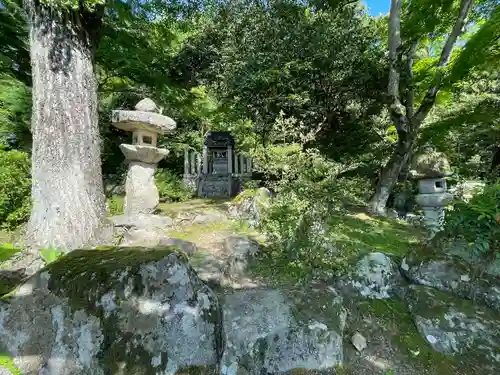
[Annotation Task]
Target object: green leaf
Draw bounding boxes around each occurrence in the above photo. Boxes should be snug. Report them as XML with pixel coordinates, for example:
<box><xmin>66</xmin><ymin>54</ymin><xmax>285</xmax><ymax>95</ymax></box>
<box><xmin>39</xmin><ymin>247</ymin><xmax>64</xmax><ymax>264</ymax></box>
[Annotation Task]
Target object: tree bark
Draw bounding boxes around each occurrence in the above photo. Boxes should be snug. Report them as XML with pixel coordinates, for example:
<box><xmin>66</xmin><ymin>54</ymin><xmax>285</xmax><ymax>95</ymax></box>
<box><xmin>369</xmin><ymin>0</ymin><xmax>474</xmax><ymax>215</ymax></box>
<box><xmin>24</xmin><ymin>2</ymin><xmax>107</xmax><ymax>251</ymax></box>
<box><xmin>368</xmin><ymin>0</ymin><xmax>406</xmax><ymax>215</ymax></box>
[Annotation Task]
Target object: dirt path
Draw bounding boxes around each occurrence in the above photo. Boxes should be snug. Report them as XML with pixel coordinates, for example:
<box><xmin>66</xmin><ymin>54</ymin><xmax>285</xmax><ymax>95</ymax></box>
<box><xmin>162</xmin><ymin>199</ymin><xmax>265</xmax><ymax>289</ymax></box>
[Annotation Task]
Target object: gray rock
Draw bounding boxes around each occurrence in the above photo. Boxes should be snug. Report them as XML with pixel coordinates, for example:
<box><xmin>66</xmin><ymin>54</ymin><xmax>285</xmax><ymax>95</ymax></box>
<box><xmin>121</xmin><ymin>228</ymin><xmax>164</xmax><ymax>246</ymax></box>
<box><xmin>405</xmin><ymin>213</ymin><xmax>424</xmax><ymax>227</ymax></box>
<box><xmin>220</xmin><ymin>287</ymin><xmax>346</xmax><ymax>375</ymax></box>
<box><xmin>111</xmin><ymin>214</ymin><xmax>173</xmax><ymax>246</ymax></box>
<box><xmin>223</xmin><ymin>235</ymin><xmax>261</xmax><ymax>280</ymax></box>
<box><xmin>159</xmin><ymin>238</ymin><xmax>197</xmax><ymax>257</ymax></box>
<box><xmin>192</xmin><ymin>212</ymin><xmax>227</xmax><ymax>225</ymax></box>
<box><xmin>229</xmin><ymin>187</ymin><xmax>271</xmax><ymax>227</ymax></box>
<box><xmin>404</xmin><ymin>285</ymin><xmax>500</xmax><ymax>369</ymax></box>
<box><xmin>401</xmin><ymin>252</ymin><xmax>500</xmax><ymax>312</ymax></box>
<box><xmin>111</xmin><ymin>214</ymin><xmax>173</xmax><ymax>230</ymax></box>
<box><xmin>0</xmin><ymin>248</ymin><xmax>222</xmax><ymax>375</ymax></box>
<box><xmin>0</xmin><ymin>366</ymin><xmax>13</xmax><ymax>375</ymax></box>
<box><xmin>343</xmin><ymin>252</ymin><xmax>404</xmax><ymax>299</ymax></box>
<box><xmin>443</xmin><ymin>238</ymin><xmax>500</xmax><ymax>278</ymax></box>
<box><xmin>350</xmin><ymin>332</ymin><xmax>367</xmax><ymax>352</ymax></box>
<box><xmin>134</xmin><ymin>98</ymin><xmax>158</xmax><ymax>112</ymax></box>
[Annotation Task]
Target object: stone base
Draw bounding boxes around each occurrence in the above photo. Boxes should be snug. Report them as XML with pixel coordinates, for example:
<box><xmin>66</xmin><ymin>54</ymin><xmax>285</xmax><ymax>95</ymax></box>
<box><xmin>421</xmin><ymin>206</ymin><xmax>446</xmax><ymax>238</ymax></box>
<box><xmin>124</xmin><ymin>161</ymin><xmax>159</xmax><ymax>215</ymax></box>
<box><xmin>198</xmin><ymin>174</ymin><xmax>232</xmax><ymax>197</ymax></box>
<box><xmin>193</xmin><ymin>174</ymin><xmax>252</xmax><ymax>198</ymax></box>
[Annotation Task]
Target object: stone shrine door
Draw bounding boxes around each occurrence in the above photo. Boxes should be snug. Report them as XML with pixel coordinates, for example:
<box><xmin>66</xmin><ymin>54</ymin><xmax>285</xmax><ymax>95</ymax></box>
<box><xmin>211</xmin><ymin>150</ymin><xmax>228</xmax><ymax>174</ymax></box>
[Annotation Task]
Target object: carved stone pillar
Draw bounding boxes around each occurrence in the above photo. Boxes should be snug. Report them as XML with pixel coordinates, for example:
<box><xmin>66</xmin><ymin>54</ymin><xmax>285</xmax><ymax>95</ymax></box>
<box><xmin>184</xmin><ymin>147</ymin><xmax>189</xmax><ymax>175</ymax></box>
<box><xmin>190</xmin><ymin>151</ymin><xmax>196</xmax><ymax>176</ymax></box>
<box><xmin>203</xmin><ymin>146</ymin><xmax>208</xmax><ymax>174</ymax></box>
<box><xmin>228</xmin><ymin>146</ymin><xmax>233</xmax><ymax>174</ymax></box>
<box><xmin>239</xmin><ymin>154</ymin><xmax>245</xmax><ymax>174</ymax></box>
<box><xmin>246</xmin><ymin>157</ymin><xmax>252</xmax><ymax>175</ymax></box>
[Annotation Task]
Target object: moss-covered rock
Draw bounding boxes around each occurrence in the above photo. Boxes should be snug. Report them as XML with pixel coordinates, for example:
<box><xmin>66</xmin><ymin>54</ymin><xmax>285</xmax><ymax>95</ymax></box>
<box><xmin>401</xmin><ymin>249</ymin><xmax>500</xmax><ymax>312</ymax></box>
<box><xmin>229</xmin><ymin>187</ymin><xmax>271</xmax><ymax>228</ymax></box>
<box><xmin>0</xmin><ymin>247</ymin><xmax>223</xmax><ymax>375</ymax></box>
<box><xmin>404</xmin><ymin>285</ymin><xmax>500</xmax><ymax>371</ymax></box>
<box><xmin>338</xmin><ymin>252</ymin><xmax>405</xmax><ymax>300</ymax></box>
<box><xmin>219</xmin><ymin>285</ymin><xmax>345</xmax><ymax>375</ymax></box>
<box><xmin>343</xmin><ymin>295</ymin><xmax>488</xmax><ymax>375</ymax></box>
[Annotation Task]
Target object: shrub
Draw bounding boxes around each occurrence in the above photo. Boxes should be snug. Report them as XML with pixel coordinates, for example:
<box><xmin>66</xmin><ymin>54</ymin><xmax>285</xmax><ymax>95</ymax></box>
<box><xmin>155</xmin><ymin>169</ymin><xmax>193</xmax><ymax>202</ymax></box>
<box><xmin>443</xmin><ymin>181</ymin><xmax>500</xmax><ymax>264</ymax></box>
<box><xmin>256</xmin><ymin>146</ymin><xmax>372</xmax><ymax>280</ymax></box>
<box><xmin>107</xmin><ymin>195</ymin><xmax>124</xmax><ymax>216</ymax></box>
<box><xmin>0</xmin><ymin>149</ymin><xmax>31</xmax><ymax>229</ymax></box>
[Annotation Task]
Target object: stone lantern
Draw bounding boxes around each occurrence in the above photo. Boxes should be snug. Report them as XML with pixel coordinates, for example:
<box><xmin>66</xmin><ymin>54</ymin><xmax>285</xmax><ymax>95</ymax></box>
<box><xmin>112</xmin><ymin>98</ymin><xmax>176</xmax><ymax>215</ymax></box>
<box><xmin>411</xmin><ymin>150</ymin><xmax>453</xmax><ymax>236</ymax></box>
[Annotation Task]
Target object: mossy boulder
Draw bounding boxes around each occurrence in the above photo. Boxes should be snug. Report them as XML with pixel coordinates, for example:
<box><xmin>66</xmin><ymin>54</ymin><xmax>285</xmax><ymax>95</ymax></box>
<box><xmin>338</xmin><ymin>252</ymin><xmax>405</xmax><ymax>300</ymax></box>
<box><xmin>229</xmin><ymin>187</ymin><xmax>271</xmax><ymax>227</ymax></box>
<box><xmin>219</xmin><ymin>286</ymin><xmax>345</xmax><ymax>375</ymax></box>
<box><xmin>0</xmin><ymin>247</ymin><xmax>223</xmax><ymax>375</ymax></box>
<box><xmin>404</xmin><ymin>285</ymin><xmax>500</xmax><ymax>371</ymax></box>
<box><xmin>401</xmin><ymin>249</ymin><xmax>500</xmax><ymax>312</ymax></box>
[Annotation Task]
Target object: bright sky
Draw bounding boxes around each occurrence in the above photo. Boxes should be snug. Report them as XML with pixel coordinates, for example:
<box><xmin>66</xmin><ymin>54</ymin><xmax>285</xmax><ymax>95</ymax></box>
<box><xmin>364</xmin><ymin>0</ymin><xmax>390</xmax><ymax>16</ymax></box>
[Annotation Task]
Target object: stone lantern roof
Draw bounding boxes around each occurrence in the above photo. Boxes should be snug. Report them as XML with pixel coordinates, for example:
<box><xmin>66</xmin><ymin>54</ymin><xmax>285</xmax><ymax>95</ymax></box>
<box><xmin>409</xmin><ymin>150</ymin><xmax>453</xmax><ymax>180</ymax></box>
<box><xmin>111</xmin><ymin>98</ymin><xmax>176</xmax><ymax>134</ymax></box>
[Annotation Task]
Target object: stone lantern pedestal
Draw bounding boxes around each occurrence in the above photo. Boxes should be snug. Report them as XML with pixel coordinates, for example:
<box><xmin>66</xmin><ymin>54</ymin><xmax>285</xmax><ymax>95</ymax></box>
<box><xmin>112</xmin><ymin>99</ymin><xmax>176</xmax><ymax>215</ymax></box>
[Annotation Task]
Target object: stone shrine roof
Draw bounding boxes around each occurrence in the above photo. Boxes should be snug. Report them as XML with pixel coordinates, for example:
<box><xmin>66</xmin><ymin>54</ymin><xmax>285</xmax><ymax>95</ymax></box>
<box><xmin>204</xmin><ymin>131</ymin><xmax>235</xmax><ymax>148</ymax></box>
<box><xmin>112</xmin><ymin>98</ymin><xmax>176</xmax><ymax>135</ymax></box>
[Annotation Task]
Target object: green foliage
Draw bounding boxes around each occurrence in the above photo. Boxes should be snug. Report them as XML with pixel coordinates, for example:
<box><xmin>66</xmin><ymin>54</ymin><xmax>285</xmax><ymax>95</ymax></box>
<box><xmin>449</xmin><ymin>5</ymin><xmax>500</xmax><ymax>84</ymax></box>
<box><xmin>0</xmin><ymin>149</ymin><xmax>31</xmax><ymax>229</ymax></box>
<box><xmin>422</xmin><ymin>69</ymin><xmax>500</xmax><ymax>178</ymax></box>
<box><xmin>39</xmin><ymin>0</ymin><xmax>105</xmax><ymax>11</ymax></box>
<box><xmin>0</xmin><ymin>0</ymin><xmax>29</xmax><ymax>85</ymax></box>
<box><xmin>254</xmin><ymin>144</ymin><xmax>421</xmax><ymax>281</ymax></box>
<box><xmin>155</xmin><ymin>169</ymin><xmax>193</xmax><ymax>202</ymax></box>
<box><xmin>0</xmin><ymin>242</ymin><xmax>21</xmax><ymax>262</ymax></box>
<box><xmin>444</xmin><ymin>182</ymin><xmax>500</xmax><ymax>259</ymax></box>
<box><xmin>0</xmin><ymin>73</ymin><xmax>31</xmax><ymax>150</ymax></box>
<box><xmin>107</xmin><ymin>195</ymin><xmax>124</xmax><ymax>216</ymax></box>
<box><xmin>181</xmin><ymin>0</ymin><xmax>387</xmax><ymax>160</ymax></box>
<box><xmin>39</xmin><ymin>247</ymin><xmax>64</xmax><ymax>265</ymax></box>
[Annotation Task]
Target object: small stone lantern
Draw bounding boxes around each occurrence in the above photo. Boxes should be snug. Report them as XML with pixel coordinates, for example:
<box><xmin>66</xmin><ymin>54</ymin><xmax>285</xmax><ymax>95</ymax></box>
<box><xmin>112</xmin><ymin>98</ymin><xmax>176</xmax><ymax>215</ymax></box>
<box><xmin>411</xmin><ymin>151</ymin><xmax>453</xmax><ymax>236</ymax></box>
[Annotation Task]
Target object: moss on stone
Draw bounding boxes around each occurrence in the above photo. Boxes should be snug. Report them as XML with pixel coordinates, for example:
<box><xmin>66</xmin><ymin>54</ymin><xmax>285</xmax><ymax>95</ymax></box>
<box><xmin>357</xmin><ymin>298</ymin><xmax>474</xmax><ymax>375</ymax></box>
<box><xmin>43</xmin><ymin>246</ymin><xmax>193</xmax><ymax>375</ymax></box>
<box><xmin>45</xmin><ymin>247</ymin><xmax>184</xmax><ymax>314</ymax></box>
<box><xmin>0</xmin><ymin>352</ymin><xmax>22</xmax><ymax>375</ymax></box>
<box><xmin>232</xmin><ymin>188</ymin><xmax>257</xmax><ymax>204</ymax></box>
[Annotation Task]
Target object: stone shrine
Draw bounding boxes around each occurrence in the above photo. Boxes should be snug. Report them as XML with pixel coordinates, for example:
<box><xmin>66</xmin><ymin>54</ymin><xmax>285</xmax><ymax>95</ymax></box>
<box><xmin>183</xmin><ymin>131</ymin><xmax>252</xmax><ymax>197</ymax></box>
<box><xmin>112</xmin><ymin>98</ymin><xmax>176</xmax><ymax>215</ymax></box>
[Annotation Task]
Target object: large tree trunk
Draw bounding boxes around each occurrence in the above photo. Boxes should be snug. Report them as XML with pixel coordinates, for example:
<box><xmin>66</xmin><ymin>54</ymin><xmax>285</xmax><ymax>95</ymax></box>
<box><xmin>24</xmin><ymin>3</ymin><xmax>107</xmax><ymax>251</ymax></box>
<box><xmin>369</xmin><ymin>134</ymin><xmax>413</xmax><ymax>215</ymax></box>
<box><xmin>369</xmin><ymin>0</ymin><xmax>474</xmax><ymax>215</ymax></box>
